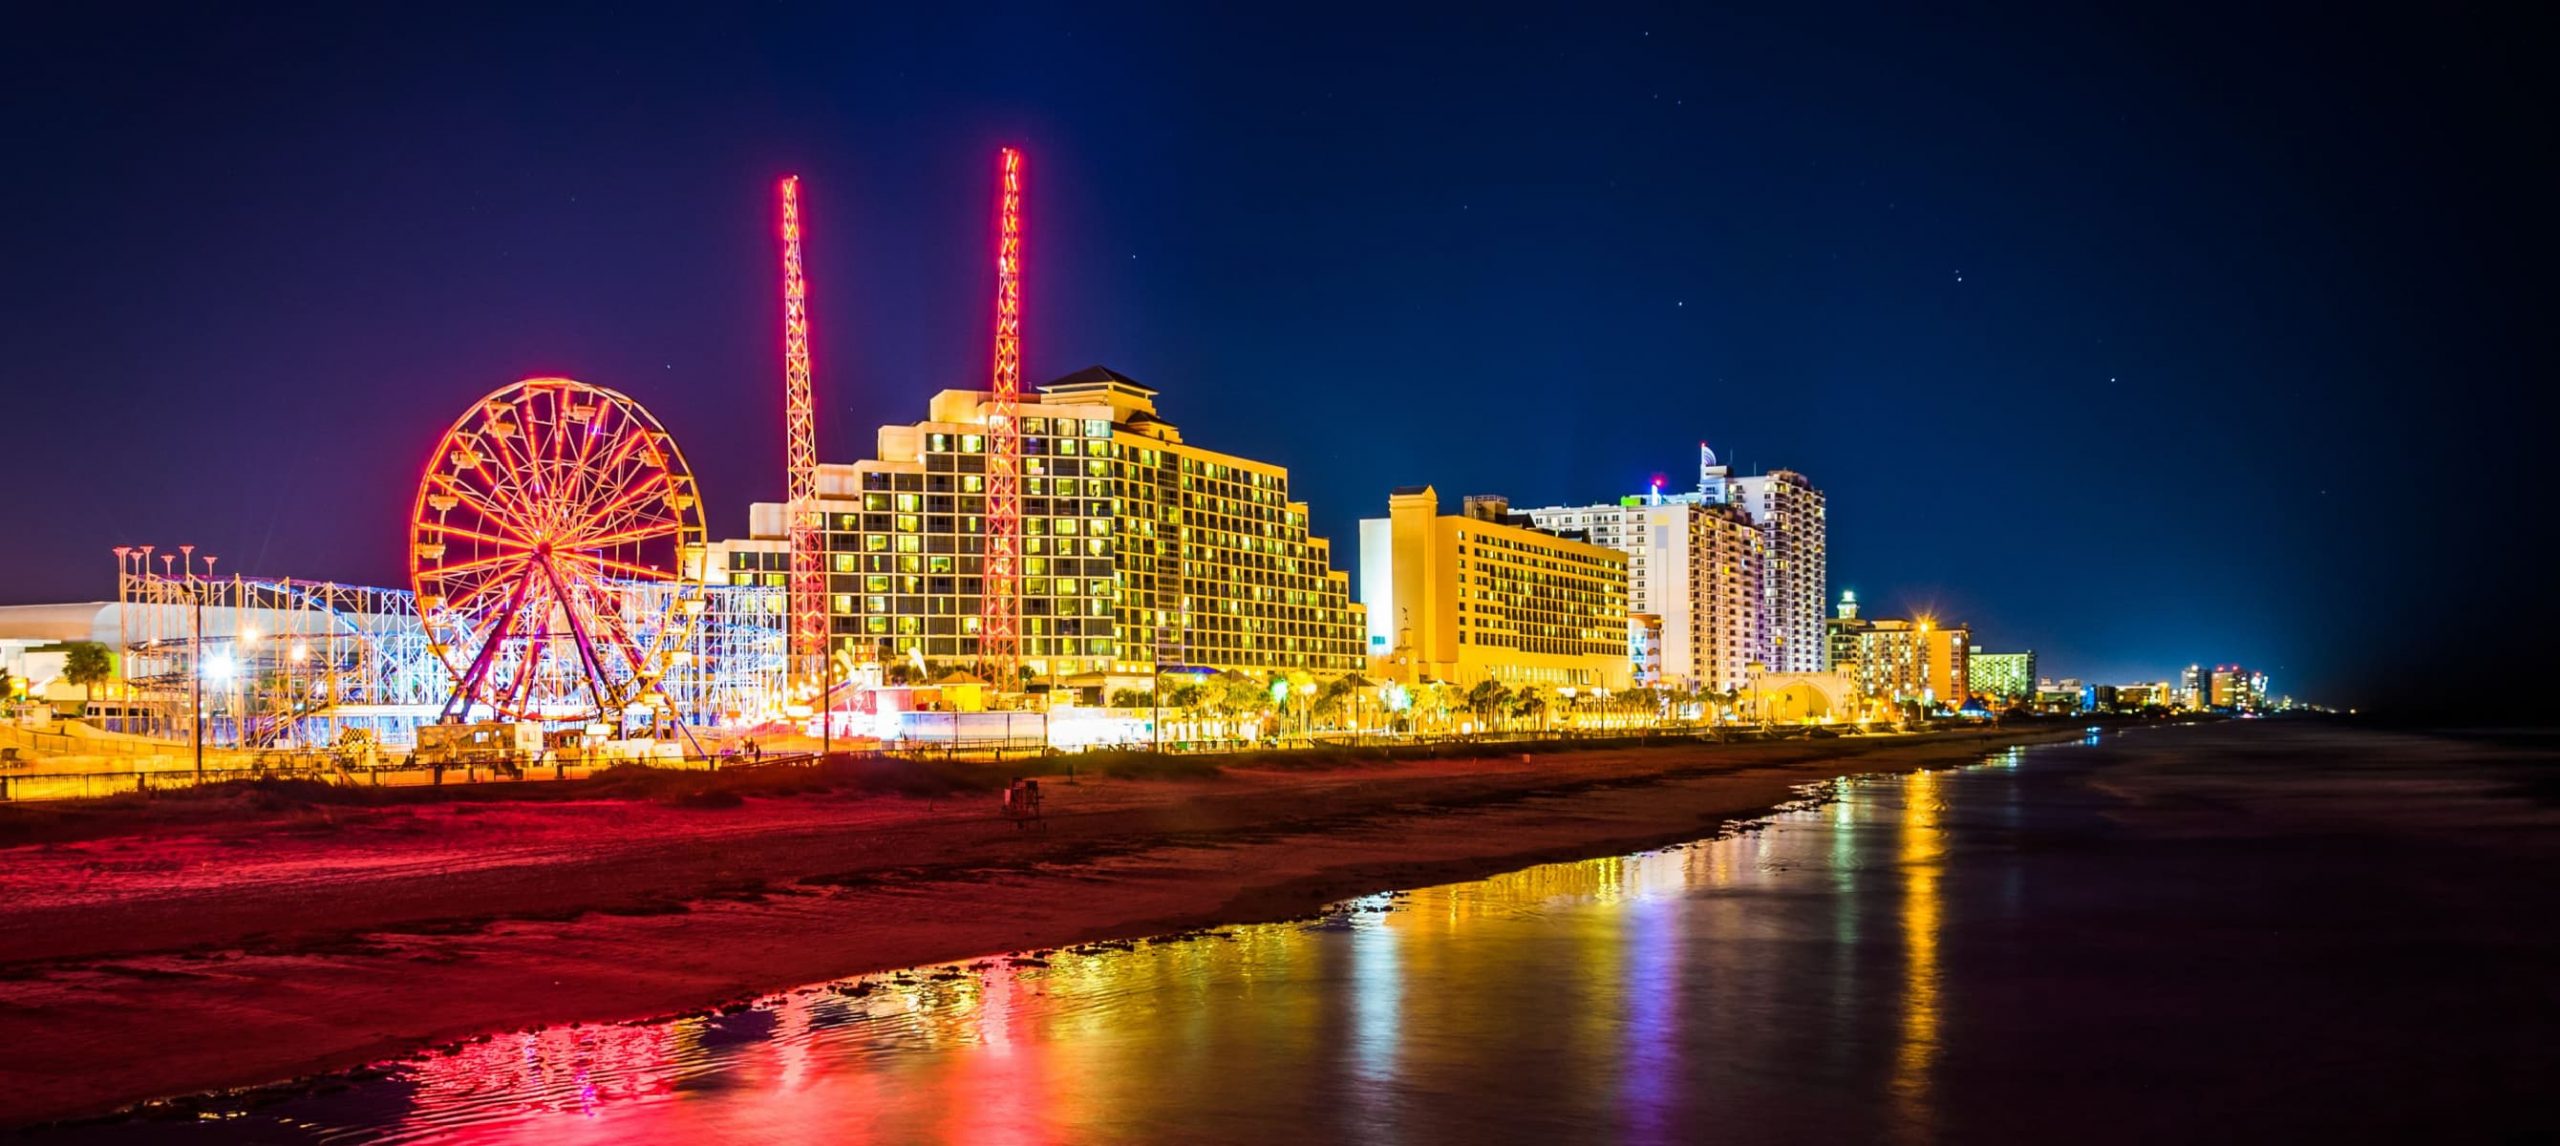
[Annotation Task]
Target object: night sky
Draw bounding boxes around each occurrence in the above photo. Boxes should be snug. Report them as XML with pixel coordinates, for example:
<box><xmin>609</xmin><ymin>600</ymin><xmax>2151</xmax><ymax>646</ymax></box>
<box><xmin>2</xmin><ymin>2</ymin><xmax>2544</xmax><ymax>715</ymax></box>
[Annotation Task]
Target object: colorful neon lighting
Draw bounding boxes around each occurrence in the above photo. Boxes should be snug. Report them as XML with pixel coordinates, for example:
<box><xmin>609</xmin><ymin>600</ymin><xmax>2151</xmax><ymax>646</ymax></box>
<box><xmin>980</xmin><ymin>148</ymin><xmax>1025</xmax><ymax>684</ymax></box>
<box><xmin>409</xmin><ymin>377</ymin><xmax>705</xmax><ymax>720</ymax></box>
<box><xmin>779</xmin><ymin>176</ymin><xmax>826</xmax><ymax>688</ymax></box>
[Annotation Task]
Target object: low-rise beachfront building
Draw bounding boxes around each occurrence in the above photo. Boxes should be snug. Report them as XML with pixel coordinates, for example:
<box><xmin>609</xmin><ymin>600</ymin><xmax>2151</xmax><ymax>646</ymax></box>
<box><xmin>1825</xmin><ymin>592</ymin><xmax>1971</xmax><ymax>707</ymax></box>
<box><xmin>707</xmin><ymin>367</ymin><xmax>1366</xmax><ymax>682</ymax></box>
<box><xmin>1740</xmin><ymin>664</ymin><xmax>1863</xmax><ymax>724</ymax></box>
<box><xmin>1358</xmin><ymin>488</ymin><xmax>1631</xmax><ymax>691</ymax></box>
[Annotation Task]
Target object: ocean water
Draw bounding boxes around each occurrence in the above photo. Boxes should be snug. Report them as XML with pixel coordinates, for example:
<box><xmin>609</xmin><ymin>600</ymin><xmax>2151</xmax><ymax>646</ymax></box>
<box><xmin>47</xmin><ymin>723</ymin><xmax>2556</xmax><ymax>1143</ymax></box>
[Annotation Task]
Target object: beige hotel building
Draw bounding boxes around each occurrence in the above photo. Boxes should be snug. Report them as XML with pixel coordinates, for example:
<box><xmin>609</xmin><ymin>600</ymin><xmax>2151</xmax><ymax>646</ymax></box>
<box><xmin>708</xmin><ymin>367</ymin><xmax>1366</xmax><ymax>680</ymax></box>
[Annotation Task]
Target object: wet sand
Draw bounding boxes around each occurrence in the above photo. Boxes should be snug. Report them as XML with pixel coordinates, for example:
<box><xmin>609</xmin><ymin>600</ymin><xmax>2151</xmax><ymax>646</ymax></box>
<box><xmin>0</xmin><ymin>728</ymin><xmax>2081</xmax><ymax>1126</ymax></box>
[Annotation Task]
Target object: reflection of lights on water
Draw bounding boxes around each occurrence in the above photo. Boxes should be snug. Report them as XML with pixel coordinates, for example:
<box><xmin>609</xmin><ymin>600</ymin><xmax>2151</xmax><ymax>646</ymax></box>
<box><xmin>1892</xmin><ymin>768</ymin><xmax>1944</xmax><ymax>1134</ymax></box>
<box><xmin>1349</xmin><ymin>899</ymin><xmax>1400</xmax><ymax>1087</ymax></box>
<box><xmin>234</xmin><ymin>753</ymin><xmax>2036</xmax><ymax>1142</ymax></box>
<box><xmin>1620</xmin><ymin>889</ymin><xmax>1682</xmax><ymax>1135</ymax></box>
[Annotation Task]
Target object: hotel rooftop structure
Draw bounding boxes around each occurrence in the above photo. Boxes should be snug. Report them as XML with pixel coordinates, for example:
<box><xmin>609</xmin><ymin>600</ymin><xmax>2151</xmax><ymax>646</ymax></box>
<box><xmin>709</xmin><ymin>367</ymin><xmax>1365</xmax><ymax>681</ymax></box>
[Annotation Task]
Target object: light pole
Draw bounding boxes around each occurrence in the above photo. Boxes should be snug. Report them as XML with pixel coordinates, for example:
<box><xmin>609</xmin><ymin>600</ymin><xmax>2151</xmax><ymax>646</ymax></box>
<box><xmin>191</xmin><ymin>582</ymin><xmax>204</xmax><ymax>785</ymax></box>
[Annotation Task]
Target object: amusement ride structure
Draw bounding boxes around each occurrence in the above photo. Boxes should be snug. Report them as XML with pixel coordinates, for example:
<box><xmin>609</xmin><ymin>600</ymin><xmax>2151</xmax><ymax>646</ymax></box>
<box><xmin>778</xmin><ymin>175</ymin><xmax>826</xmax><ymax>693</ymax></box>
<box><xmin>980</xmin><ymin>147</ymin><xmax>1027</xmax><ymax>686</ymax></box>
<box><xmin>89</xmin><ymin>150</ymin><xmax>1049</xmax><ymax>759</ymax></box>
<box><xmin>409</xmin><ymin>377</ymin><xmax>708</xmax><ymax>723</ymax></box>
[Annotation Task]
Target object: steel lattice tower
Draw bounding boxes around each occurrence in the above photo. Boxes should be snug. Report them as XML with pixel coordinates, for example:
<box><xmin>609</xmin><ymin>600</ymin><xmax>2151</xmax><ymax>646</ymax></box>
<box><xmin>779</xmin><ymin>176</ymin><xmax>825</xmax><ymax>688</ymax></box>
<box><xmin>979</xmin><ymin>148</ymin><xmax>1025</xmax><ymax>687</ymax></box>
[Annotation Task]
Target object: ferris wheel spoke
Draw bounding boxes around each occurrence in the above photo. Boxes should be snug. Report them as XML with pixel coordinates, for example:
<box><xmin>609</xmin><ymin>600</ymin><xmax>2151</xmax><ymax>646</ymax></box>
<box><xmin>475</xmin><ymin>393</ymin><xmax>558</xmax><ymax>523</ymax></box>
<box><xmin>576</xmin><ymin>503</ymin><xmax>661</xmax><ymax>552</ymax></box>
<box><xmin>457</xmin><ymin>456</ymin><xmax>548</xmax><ymax>535</ymax></box>
<box><xmin>589</xmin><ymin>422</ymin><xmax>658</xmax><ymax>485</ymax></box>
<box><xmin>430</xmin><ymin>423</ymin><xmax>542</xmax><ymax>529</ymax></box>
<box><xmin>455</xmin><ymin>415</ymin><xmax>548</xmax><ymax>510</ymax></box>
<box><xmin>569</xmin><ymin>434</ymin><xmax>676</xmax><ymax>527</ymax></box>
<box><xmin>486</xmin><ymin>393</ymin><xmax>568</xmax><ymax>524</ymax></box>
<box><xmin>555</xmin><ymin>549</ymin><xmax>674</xmax><ymax>582</ymax></box>
<box><xmin>570</xmin><ymin>519</ymin><xmax>683</xmax><ymax>552</ymax></box>
<box><xmin>523</xmin><ymin>389</ymin><xmax>573</xmax><ymax>527</ymax></box>
<box><xmin>561</xmin><ymin>469</ymin><xmax>669</xmax><ymax>541</ymax></box>
<box><xmin>413</xmin><ymin>519</ymin><xmax>532</xmax><ymax>550</ymax></box>
<box><xmin>561</xmin><ymin>397</ymin><xmax>620</xmax><ymax>513</ymax></box>
<box><xmin>432</xmin><ymin>562</ymin><xmax>535</xmax><ymax>621</ymax></box>
<box><xmin>420</xmin><ymin>548</ymin><xmax>535</xmax><ymax>583</ymax></box>
<box><xmin>534</xmin><ymin>387</ymin><xmax>590</xmax><ymax>529</ymax></box>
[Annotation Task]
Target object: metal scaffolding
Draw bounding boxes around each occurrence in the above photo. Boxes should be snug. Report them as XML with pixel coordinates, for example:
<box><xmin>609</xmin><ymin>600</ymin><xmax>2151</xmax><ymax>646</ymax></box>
<box><xmin>114</xmin><ymin>549</ymin><xmax>449</xmax><ymax>749</ymax></box>
<box><xmin>111</xmin><ymin>551</ymin><xmax>786</xmax><ymax>749</ymax></box>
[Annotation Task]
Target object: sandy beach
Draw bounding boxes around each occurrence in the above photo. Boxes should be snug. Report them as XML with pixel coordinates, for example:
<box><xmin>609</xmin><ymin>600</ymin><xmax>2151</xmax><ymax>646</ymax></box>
<box><xmin>0</xmin><ymin>727</ymin><xmax>2082</xmax><ymax>1126</ymax></box>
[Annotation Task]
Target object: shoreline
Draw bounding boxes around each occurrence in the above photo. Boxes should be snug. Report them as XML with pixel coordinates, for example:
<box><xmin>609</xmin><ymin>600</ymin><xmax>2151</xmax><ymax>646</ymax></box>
<box><xmin>0</xmin><ymin>726</ymin><xmax>2089</xmax><ymax>1126</ymax></box>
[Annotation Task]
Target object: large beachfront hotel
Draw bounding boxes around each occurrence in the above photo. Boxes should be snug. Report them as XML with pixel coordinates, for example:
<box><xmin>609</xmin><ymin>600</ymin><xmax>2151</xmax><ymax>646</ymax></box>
<box><xmin>1357</xmin><ymin>489</ymin><xmax>1632</xmax><ymax>691</ymax></box>
<box><xmin>708</xmin><ymin>367</ymin><xmax>1366</xmax><ymax>681</ymax></box>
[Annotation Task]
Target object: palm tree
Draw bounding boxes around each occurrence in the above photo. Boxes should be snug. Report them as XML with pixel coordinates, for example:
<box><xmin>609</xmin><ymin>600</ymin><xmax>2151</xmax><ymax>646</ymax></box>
<box><xmin>1313</xmin><ymin>673</ymin><xmax>1368</xmax><ymax>733</ymax></box>
<box><xmin>1463</xmin><ymin>680</ymin><xmax>1511</xmax><ymax>732</ymax></box>
<box><xmin>61</xmin><ymin>642</ymin><xmax>112</xmax><ymax>707</ymax></box>
<box><xmin>1514</xmin><ymin>686</ymin><xmax>1550</xmax><ymax>732</ymax></box>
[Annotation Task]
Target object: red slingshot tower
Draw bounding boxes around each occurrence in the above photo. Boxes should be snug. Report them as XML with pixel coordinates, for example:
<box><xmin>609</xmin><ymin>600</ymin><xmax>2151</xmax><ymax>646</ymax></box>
<box><xmin>778</xmin><ymin>176</ymin><xmax>825</xmax><ymax>691</ymax></box>
<box><xmin>979</xmin><ymin>148</ymin><xmax>1025</xmax><ymax>688</ymax></box>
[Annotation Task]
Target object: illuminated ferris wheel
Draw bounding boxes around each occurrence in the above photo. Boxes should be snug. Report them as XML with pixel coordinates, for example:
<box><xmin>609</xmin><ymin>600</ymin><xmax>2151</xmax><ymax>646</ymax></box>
<box><xmin>410</xmin><ymin>377</ymin><xmax>706</xmax><ymax>722</ymax></box>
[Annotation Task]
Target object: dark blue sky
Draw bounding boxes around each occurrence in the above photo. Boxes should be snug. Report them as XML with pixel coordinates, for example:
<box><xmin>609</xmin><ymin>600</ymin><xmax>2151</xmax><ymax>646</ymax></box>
<box><xmin>2</xmin><ymin>2</ymin><xmax>2544</xmax><ymax>712</ymax></box>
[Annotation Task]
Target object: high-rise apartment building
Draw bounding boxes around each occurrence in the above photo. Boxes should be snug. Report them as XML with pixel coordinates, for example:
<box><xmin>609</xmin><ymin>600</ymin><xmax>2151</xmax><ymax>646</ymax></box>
<box><xmin>709</xmin><ymin>367</ymin><xmax>1365</xmax><ymax>680</ymax></box>
<box><xmin>1516</xmin><ymin>495</ymin><xmax>1762</xmax><ymax>691</ymax></box>
<box><xmin>1358</xmin><ymin>489</ymin><xmax>1631</xmax><ymax>690</ymax></box>
<box><xmin>1730</xmin><ymin>468</ymin><xmax>1827</xmax><ymax>673</ymax></box>
<box><xmin>1508</xmin><ymin>443</ymin><xmax>1818</xmax><ymax>688</ymax></box>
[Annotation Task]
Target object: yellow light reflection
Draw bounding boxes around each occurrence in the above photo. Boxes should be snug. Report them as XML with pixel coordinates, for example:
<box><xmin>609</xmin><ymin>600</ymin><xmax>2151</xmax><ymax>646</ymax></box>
<box><xmin>1892</xmin><ymin>767</ymin><xmax>1944</xmax><ymax>1138</ymax></box>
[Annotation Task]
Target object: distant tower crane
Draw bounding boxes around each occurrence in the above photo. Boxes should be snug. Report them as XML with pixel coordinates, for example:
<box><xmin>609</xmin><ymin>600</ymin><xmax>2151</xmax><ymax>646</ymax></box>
<box><xmin>779</xmin><ymin>175</ymin><xmax>825</xmax><ymax>690</ymax></box>
<box><xmin>979</xmin><ymin>148</ymin><xmax>1026</xmax><ymax>688</ymax></box>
